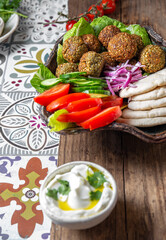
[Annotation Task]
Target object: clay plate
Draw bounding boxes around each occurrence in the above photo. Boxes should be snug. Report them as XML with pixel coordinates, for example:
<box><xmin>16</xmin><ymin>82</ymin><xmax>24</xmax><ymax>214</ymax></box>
<box><xmin>39</xmin><ymin>26</ymin><xmax>166</xmax><ymax>143</ymax></box>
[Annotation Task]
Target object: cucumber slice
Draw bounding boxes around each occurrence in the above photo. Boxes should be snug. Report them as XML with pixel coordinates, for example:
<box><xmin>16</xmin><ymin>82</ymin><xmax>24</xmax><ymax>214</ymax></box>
<box><xmin>83</xmin><ymin>90</ymin><xmax>111</xmax><ymax>95</ymax></box>
<box><xmin>41</xmin><ymin>78</ymin><xmax>61</xmax><ymax>87</ymax></box>
<box><xmin>71</xmin><ymin>86</ymin><xmax>103</xmax><ymax>92</ymax></box>
<box><xmin>59</xmin><ymin>72</ymin><xmax>87</xmax><ymax>79</ymax></box>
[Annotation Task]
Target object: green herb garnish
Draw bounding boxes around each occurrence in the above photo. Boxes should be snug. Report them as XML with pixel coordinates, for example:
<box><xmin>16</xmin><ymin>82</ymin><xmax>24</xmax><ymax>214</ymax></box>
<box><xmin>46</xmin><ymin>179</ymin><xmax>70</xmax><ymax>200</ymax></box>
<box><xmin>46</xmin><ymin>188</ymin><xmax>58</xmax><ymax>200</ymax></box>
<box><xmin>87</xmin><ymin>171</ymin><xmax>106</xmax><ymax>188</ymax></box>
<box><xmin>58</xmin><ymin>180</ymin><xmax>70</xmax><ymax>195</ymax></box>
<box><xmin>90</xmin><ymin>190</ymin><xmax>102</xmax><ymax>201</ymax></box>
<box><xmin>0</xmin><ymin>0</ymin><xmax>28</xmax><ymax>22</ymax></box>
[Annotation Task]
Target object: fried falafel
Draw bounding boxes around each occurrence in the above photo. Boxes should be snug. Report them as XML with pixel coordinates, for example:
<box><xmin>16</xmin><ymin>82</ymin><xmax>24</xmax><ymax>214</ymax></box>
<box><xmin>139</xmin><ymin>45</ymin><xmax>165</xmax><ymax>73</ymax></box>
<box><xmin>56</xmin><ymin>63</ymin><xmax>78</xmax><ymax>77</ymax></box>
<box><xmin>98</xmin><ymin>25</ymin><xmax>121</xmax><ymax>48</ymax></box>
<box><xmin>108</xmin><ymin>32</ymin><xmax>137</xmax><ymax>62</ymax></box>
<box><xmin>100</xmin><ymin>52</ymin><xmax>117</xmax><ymax>67</ymax></box>
<box><xmin>82</xmin><ymin>34</ymin><xmax>101</xmax><ymax>52</ymax></box>
<box><xmin>79</xmin><ymin>51</ymin><xmax>105</xmax><ymax>77</ymax></box>
<box><xmin>131</xmin><ymin>34</ymin><xmax>144</xmax><ymax>56</ymax></box>
<box><xmin>62</xmin><ymin>36</ymin><xmax>88</xmax><ymax>63</ymax></box>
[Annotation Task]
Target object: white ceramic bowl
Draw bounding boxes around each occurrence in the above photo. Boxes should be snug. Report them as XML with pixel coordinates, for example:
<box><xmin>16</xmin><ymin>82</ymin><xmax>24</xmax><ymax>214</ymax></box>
<box><xmin>39</xmin><ymin>161</ymin><xmax>117</xmax><ymax>229</ymax></box>
<box><xmin>0</xmin><ymin>14</ymin><xmax>19</xmax><ymax>43</ymax></box>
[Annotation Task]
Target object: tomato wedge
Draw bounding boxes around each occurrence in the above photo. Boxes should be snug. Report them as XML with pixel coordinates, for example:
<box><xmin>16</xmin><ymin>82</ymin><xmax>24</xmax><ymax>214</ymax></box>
<box><xmin>57</xmin><ymin>106</ymin><xmax>101</xmax><ymax>123</ymax></box>
<box><xmin>101</xmin><ymin>96</ymin><xmax>123</xmax><ymax>109</ymax></box>
<box><xmin>34</xmin><ymin>84</ymin><xmax>70</xmax><ymax>106</ymax></box>
<box><xmin>46</xmin><ymin>93</ymin><xmax>90</xmax><ymax>113</ymax></box>
<box><xmin>80</xmin><ymin>106</ymin><xmax>122</xmax><ymax>130</ymax></box>
<box><xmin>66</xmin><ymin>98</ymin><xmax>102</xmax><ymax>112</ymax></box>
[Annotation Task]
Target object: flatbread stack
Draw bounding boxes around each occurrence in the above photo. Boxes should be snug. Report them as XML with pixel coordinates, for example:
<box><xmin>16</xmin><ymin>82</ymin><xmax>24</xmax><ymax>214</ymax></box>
<box><xmin>117</xmin><ymin>68</ymin><xmax>166</xmax><ymax>127</ymax></box>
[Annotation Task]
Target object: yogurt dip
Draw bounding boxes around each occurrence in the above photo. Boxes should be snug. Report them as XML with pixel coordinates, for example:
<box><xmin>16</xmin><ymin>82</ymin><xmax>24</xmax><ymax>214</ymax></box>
<box><xmin>40</xmin><ymin>163</ymin><xmax>115</xmax><ymax>220</ymax></box>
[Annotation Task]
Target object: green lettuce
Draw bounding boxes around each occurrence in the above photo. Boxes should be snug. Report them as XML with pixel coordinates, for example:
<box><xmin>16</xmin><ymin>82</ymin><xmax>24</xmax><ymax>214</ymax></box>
<box><xmin>90</xmin><ymin>16</ymin><xmax>127</xmax><ymax>36</ymax></box>
<box><xmin>63</xmin><ymin>17</ymin><xmax>95</xmax><ymax>42</ymax></box>
<box><xmin>57</xmin><ymin>44</ymin><xmax>67</xmax><ymax>65</ymax></box>
<box><xmin>90</xmin><ymin>16</ymin><xmax>151</xmax><ymax>46</ymax></box>
<box><xmin>48</xmin><ymin>109</ymin><xmax>73</xmax><ymax>132</ymax></box>
<box><xmin>126</xmin><ymin>24</ymin><xmax>151</xmax><ymax>46</ymax></box>
<box><xmin>30</xmin><ymin>63</ymin><xmax>56</xmax><ymax>93</ymax></box>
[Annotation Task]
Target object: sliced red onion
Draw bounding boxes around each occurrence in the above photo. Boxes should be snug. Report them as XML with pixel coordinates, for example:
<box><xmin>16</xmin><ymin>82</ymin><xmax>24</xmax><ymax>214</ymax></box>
<box><xmin>103</xmin><ymin>60</ymin><xmax>145</xmax><ymax>94</ymax></box>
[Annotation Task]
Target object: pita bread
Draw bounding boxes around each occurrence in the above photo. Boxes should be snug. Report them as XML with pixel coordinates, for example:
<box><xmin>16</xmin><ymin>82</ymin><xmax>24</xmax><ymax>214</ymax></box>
<box><xmin>122</xmin><ymin>107</ymin><xmax>166</xmax><ymax>119</ymax></box>
<box><xmin>131</xmin><ymin>86</ymin><xmax>166</xmax><ymax>101</ymax></box>
<box><xmin>128</xmin><ymin>97</ymin><xmax>166</xmax><ymax>110</ymax></box>
<box><xmin>119</xmin><ymin>68</ymin><xmax>166</xmax><ymax>98</ymax></box>
<box><xmin>117</xmin><ymin>117</ymin><xmax>166</xmax><ymax>127</ymax></box>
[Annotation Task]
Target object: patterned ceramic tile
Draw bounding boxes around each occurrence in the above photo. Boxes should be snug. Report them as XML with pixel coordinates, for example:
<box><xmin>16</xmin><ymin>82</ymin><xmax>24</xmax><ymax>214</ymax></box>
<box><xmin>0</xmin><ymin>92</ymin><xmax>60</xmax><ymax>155</ymax></box>
<box><xmin>12</xmin><ymin>0</ymin><xmax>68</xmax><ymax>43</ymax></box>
<box><xmin>2</xmin><ymin>44</ymin><xmax>54</xmax><ymax>92</ymax></box>
<box><xmin>0</xmin><ymin>155</ymin><xmax>57</xmax><ymax>239</ymax></box>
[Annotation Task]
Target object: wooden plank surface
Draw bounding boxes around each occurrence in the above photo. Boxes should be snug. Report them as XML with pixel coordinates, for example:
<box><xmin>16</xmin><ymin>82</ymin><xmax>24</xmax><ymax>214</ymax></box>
<box><xmin>51</xmin><ymin>0</ymin><xmax>166</xmax><ymax>239</ymax></box>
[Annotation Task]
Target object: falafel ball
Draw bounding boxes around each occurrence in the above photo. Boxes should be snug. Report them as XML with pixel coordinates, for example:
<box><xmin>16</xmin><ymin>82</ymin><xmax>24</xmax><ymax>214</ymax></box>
<box><xmin>62</xmin><ymin>36</ymin><xmax>88</xmax><ymax>63</ymax></box>
<box><xmin>100</xmin><ymin>52</ymin><xmax>117</xmax><ymax>67</ymax></box>
<box><xmin>98</xmin><ymin>25</ymin><xmax>121</xmax><ymax>48</ymax></box>
<box><xmin>56</xmin><ymin>63</ymin><xmax>78</xmax><ymax>77</ymax></box>
<box><xmin>131</xmin><ymin>34</ymin><xmax>144</xmax><ymax>56</ymax></box>
<box><xmin>108</xmin><ymin>32</ymin><xmax>137</xmax><ymax>62</ymax></box>
<box><xmin>82</xmin><ymin>34</ymin><xmax>101</xmax><ymax>52</ymax></box>
<box><xmin>139</xmin><ymin>45</ymin><xmax>165</xmax><ymax>73</ymax></box>
<box><xmin>79</xmin><ymin>51</ymin><xmax>105</xmax><ymax>77</ymax></box>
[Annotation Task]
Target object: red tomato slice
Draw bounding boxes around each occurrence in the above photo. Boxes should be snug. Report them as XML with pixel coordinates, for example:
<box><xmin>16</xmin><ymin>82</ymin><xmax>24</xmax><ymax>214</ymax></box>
<box><xmin>34</xmin><ymin>84</ymin><xmax>70</xmax><ymax>106</ymax></box>
<box><xmin>101</xmin><ymin>97</ymin><xmax>123</xmax><ymax>109</ymax></box>
<box><xmin>66</xmin><ymin>98</ymin><xmax>102</xmax><ymax>112</ymax></box>
<box><xmin>57</xmin><ymin>106</ymin><xmax>101</xmax><ymax>123</ymax></box>
<box><xmin>80</xmin><ymin>106</ymin><xmax>122</xmax><ymax>130</ymax></box>
<box><xmin>46</xmin><ymin>93</ymin><xmax>90</xmax><ymax>113</ymax></box>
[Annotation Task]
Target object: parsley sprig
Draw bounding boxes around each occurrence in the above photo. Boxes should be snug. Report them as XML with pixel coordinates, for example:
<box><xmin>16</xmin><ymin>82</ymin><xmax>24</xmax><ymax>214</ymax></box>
<box><xmin>90</xmin><ymin>190</ymin><xmax>102</xmax><ymax>201</ymax></box>
<box><xmin>87</xmin><ymin>171</ymin><xmax>107</xmax><ymax>189</ymax></box>
<box><xmin>46</xmin><ymin>179</ymin><xmax>70</xmax><ymax>201</ymax></box>
<box><xmin>0</xmin><ymin>0</ymin><xmax>27</xmax><ymax>22</ymax></box>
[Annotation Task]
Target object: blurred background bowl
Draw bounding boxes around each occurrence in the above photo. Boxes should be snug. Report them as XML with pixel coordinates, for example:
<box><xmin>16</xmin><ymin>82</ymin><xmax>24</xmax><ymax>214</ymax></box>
<box><xmin>0</xmin><ymin>14</ymin><xmax>19</xmax><ymax>43</ymax></box>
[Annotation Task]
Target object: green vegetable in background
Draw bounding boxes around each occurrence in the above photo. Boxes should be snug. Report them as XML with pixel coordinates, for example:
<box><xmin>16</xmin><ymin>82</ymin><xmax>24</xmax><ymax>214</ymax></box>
<box><xmin>57</xmin><ymin>44</ymin><xmax>67</xmax><ymax>65</ymax></box>
<box><xmin>0</xmin><ymin>0</ymin><xmax>27</xmax><ymax>22</ymax></box>
<box><xmin>87</xmin><ymin>171</ymin><xmax>107</xmax><ymax>189</ymax></box>
<box><xmin>90</xmin><ymin>15</ymin><xmax>151</xmax><ymax>46</ymax></box>
<box><xmin>126</xmin><ymin>24</ymin><xmax>151</xmax><ymax>46</ymax></box>
<box><xmin>48</xmin><ymin>109</ymin><xmax>74</xmax><ymax>132</ymax></box>
<box><xmin>90</xmin><ymin>15</ymin><xmax>127</xmax><ymax>36</ymax></box>
<box><xmin>30</xmin><ymin>63</ymin><xmax>56</xmax><ymax>93</ymax></box>
<box><xmin>63</xmin><ymin>17</ymin><xmax>95</xmax><ymax>42</ymax></box>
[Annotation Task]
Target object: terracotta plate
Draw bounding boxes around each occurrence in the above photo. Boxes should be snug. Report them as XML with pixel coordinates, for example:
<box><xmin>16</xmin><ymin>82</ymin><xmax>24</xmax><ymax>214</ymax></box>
<box><xmin>39</xmin><ymin>26</ymin><xmax>166</xmax><ymax>143</ymax></box>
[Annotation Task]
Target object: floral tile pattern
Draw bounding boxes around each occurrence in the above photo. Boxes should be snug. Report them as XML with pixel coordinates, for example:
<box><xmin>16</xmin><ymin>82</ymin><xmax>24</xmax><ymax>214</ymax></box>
<box><xmin>2</xmin><ymin>44</ymin><xmax>54</xmax><ymax>92</ymax></box>
<box><xmin>0</xmin><ymin>155</ymin><xmax>57</xmax><ymax>240</ymax></box>
<box><xmin>13</xmin><ymin>0</ymin><xmax>68</xmax><ymax>43</ymax></box>
<box><xmin>0</xmin><ymin>0</ymin><xmax>68</xmax><ymax>239</ymax></box>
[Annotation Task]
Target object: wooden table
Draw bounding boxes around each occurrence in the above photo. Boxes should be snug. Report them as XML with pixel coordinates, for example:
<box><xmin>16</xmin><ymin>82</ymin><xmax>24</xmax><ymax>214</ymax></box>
<box><xmin>51</xmin><ymin>0</ymin><xmax>166</xmax><ymax>239</ymax></box>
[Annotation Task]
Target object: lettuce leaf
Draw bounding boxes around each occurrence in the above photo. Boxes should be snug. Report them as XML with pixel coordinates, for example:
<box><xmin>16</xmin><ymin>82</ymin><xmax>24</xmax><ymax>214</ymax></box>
<box><xmin>57</xmin><ymin>44</ymin><xmax>67</xmax><ymax>65</ymax></box>
<box><xmin>63</xmin><ymin>17</ymin><xmax>95</xmax><ymax>42</ymax></box>
<box><xmin>30</xmin><ymin>63</ymin><xmax>56</xmax><ymax>93</ymax></box>
<box><xmin>90</xmin><ymin>16</ymin><xmax>127</xmax><ymax>36</ymax></box>
<box><xmin>48</xmin><ymin>109</ymin><xmax>73</xmax><ymax>132</ymax></box>
<box><xmin>126</xmin><ymin>24</ymin><xmax>151</xmax><ymax>46</ymax></box>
